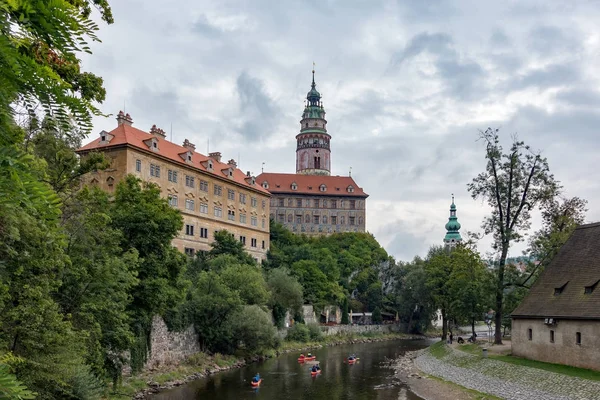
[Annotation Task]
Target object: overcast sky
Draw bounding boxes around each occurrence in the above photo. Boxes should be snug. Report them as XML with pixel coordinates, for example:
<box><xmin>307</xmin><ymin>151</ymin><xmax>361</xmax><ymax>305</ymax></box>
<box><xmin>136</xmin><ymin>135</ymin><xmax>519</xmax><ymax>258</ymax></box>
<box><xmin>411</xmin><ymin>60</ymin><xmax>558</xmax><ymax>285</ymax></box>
<box><xmin>84</xmin><ymin>0</ymin><xmax>600</xmax><ymax>262</ymax></box>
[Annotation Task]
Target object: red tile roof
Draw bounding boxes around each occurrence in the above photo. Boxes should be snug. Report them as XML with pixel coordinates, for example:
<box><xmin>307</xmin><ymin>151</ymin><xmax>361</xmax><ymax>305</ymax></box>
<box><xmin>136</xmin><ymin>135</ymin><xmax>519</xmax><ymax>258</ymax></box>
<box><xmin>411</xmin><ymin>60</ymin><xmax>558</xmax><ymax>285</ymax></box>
<box><xmin>77</xmin><ymin>123</ymin><xmax>270</xmax><ymax>195</ymax></box>
<box><xmin>256</xmin><ymin>172</ymin><xmax>368</xmax><ymax>197</ymax></box>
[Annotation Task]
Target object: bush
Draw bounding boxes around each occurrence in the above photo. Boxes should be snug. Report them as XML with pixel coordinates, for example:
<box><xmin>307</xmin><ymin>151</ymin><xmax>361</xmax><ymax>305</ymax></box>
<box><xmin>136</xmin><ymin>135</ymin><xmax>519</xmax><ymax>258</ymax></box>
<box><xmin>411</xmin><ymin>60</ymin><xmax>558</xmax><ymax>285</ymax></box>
<box><xmin>226</xmin><ymin>305</ymin><xmax>277</xmax><ymax>352</ymax></box>
<box><xmin>286</xmin><ymin>323</ymin><xmax>310</xmax><ymax>342</ymax></box>
<box><xmin>307</xmin><ymin>323</ymin><xmax>323</xmax><ymax>341</ymax></box>
<box><xmin>372</xmin><ymin>307</ymin><xmax>383</xmax><ymax>324</ymax></box>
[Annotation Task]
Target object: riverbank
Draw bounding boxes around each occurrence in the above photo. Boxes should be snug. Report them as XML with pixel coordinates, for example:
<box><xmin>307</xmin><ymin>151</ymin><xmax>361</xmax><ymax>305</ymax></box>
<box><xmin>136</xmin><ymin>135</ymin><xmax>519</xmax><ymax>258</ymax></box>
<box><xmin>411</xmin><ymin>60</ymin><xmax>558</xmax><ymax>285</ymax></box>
<box><xmin>408</xmin><ymin>341</ymin><xmax>600</xmax><ymax>400</ymax></box>
<box><xmin>108</xmin><ymin>331</ymin><xmax>427</xmax><ymax>399</ymax></box>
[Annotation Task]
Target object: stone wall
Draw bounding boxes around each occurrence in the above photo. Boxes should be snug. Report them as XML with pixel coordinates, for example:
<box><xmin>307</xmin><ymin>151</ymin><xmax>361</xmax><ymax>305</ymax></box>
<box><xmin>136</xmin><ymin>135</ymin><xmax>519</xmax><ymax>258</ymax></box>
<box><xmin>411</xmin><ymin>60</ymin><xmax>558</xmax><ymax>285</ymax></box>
<box><xmin>512</xmin><ymin>318</ymin><xmax>600</xmax><ymax>370</ymax></box>
<box><xmin>145</xmin><ymin>316</ymin><xmax>201</xmax><ymax>370</ymax></box>
<box><xmin>320</xmin><ymin>323</ymin><xmax>407</xmax><ymax>336</ymax></box>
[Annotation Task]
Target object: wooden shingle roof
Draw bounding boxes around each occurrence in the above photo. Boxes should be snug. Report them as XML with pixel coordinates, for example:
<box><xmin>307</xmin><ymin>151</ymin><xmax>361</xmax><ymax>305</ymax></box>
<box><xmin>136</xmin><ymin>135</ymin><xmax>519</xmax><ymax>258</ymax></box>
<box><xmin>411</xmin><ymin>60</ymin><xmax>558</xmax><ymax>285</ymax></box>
<box><xmin>512</xmin><ymin>222</ymin><xmax>600</xmax><ymax>320</ymax></box>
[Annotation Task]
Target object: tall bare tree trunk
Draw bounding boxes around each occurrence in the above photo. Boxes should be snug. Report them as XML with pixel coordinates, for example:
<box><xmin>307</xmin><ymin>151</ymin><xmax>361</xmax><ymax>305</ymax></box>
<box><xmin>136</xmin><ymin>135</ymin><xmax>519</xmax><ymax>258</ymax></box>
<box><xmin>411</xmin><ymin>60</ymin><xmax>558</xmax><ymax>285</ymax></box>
<box><xmin>495</xmin><ymin>245</ymin><xmax>509</xmax><ymax>344</ymax></box>
<box><xmin>441</xmin><ymin>308</ymin><xmax>447</xmax><ymax>341</ymax></box>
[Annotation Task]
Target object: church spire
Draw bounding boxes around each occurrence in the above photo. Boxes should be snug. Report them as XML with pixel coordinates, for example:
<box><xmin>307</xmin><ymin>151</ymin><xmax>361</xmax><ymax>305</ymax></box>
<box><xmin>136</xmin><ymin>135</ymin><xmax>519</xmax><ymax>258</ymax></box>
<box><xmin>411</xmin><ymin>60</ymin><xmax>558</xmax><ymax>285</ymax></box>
<box><xmin>444</xmin><ymin>194</ymin><xmax>462</xmax><ymax>248</ymax></box>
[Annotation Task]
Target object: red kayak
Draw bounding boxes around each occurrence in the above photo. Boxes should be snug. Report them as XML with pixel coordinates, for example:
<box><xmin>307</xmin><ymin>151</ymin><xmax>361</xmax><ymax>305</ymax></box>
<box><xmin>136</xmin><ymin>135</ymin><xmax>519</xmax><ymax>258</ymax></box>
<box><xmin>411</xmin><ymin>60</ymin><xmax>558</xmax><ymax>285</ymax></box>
<box><xmin>310</xmin><ymin>369</ymin><xmax>321</xmax><ymax>376</ymax></box>
<box><xmin>347</xmin><ymin>359</ymin><xmax>356</xmax><ymax>364</ymax></box>
<box><xmin>251</xmin><ymin>379</ymin><xmax>262</xmax><ymax>387</ymax></box>
<box><xmin>298</xmin><ymin>356</ymin><xmax>316</xmax><ymax>362</ymax></box>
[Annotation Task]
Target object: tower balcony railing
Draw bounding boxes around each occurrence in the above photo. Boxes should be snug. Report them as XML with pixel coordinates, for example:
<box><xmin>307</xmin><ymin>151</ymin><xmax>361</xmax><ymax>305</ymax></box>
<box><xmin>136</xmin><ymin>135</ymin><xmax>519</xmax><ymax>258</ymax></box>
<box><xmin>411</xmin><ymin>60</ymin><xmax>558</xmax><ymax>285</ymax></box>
<box><xmin>296</xmin><ymin>143</ymin><xmax>330</xmax><ymax>150</ymax></box>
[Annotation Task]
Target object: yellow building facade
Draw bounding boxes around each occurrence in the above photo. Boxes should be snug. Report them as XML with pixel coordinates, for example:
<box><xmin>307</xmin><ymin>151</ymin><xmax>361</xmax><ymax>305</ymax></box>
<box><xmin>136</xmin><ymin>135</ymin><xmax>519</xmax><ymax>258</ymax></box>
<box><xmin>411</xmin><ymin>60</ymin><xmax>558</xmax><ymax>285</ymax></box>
<box><xmin>77</xmin><ymin>111</ymin><xmax>270</xmax><ymax>261</ymax></box>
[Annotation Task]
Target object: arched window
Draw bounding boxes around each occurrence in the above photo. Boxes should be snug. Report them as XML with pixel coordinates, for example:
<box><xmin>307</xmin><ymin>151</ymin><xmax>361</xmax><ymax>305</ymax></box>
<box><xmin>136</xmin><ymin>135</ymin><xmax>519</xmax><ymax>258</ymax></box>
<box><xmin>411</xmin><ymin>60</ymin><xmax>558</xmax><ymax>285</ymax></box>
<box><xmin>287</xmin><ymin>214</ymin><xmax>293</xmax><ymax>222</ymax></box>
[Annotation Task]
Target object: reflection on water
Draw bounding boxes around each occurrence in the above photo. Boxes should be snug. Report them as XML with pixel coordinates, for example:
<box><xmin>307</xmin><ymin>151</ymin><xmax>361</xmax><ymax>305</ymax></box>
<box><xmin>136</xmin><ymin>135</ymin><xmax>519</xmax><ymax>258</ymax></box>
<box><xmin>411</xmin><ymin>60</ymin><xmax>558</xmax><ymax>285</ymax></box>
<box><xmin>151</xmin><ymin>340</ymin><xmax>432</xmax><ymax>400</ymax></box>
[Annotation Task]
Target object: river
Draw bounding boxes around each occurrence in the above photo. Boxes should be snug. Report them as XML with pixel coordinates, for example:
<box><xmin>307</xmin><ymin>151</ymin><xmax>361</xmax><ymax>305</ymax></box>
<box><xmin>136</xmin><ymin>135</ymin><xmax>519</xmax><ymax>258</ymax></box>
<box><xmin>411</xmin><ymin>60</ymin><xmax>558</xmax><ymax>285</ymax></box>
<box><xmin>151</xmin><ymin>339</ymin><xmax>432</xmax><ymax>400</ymax></box>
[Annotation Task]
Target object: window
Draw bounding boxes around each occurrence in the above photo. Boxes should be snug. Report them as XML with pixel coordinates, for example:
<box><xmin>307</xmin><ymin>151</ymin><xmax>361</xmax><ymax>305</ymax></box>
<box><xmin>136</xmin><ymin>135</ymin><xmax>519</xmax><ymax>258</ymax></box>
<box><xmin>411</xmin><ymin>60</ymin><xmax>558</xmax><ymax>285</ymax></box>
<box><xmin>319</xmin><ymin>184</ymin><xmax>326</xmax><ymax>192</ymax></box>
<box><xmin>287</xmin><ymin>214</ymin><xmax>293</xmax><ymax>222</ymax></box>
<box><xmin>313</xmin><ymin>215</ymin><xmax>319</xmax><ymax>224</ymax></box>
<box><xmin>347</xmin><ymin>185</ymin><xmax>354</xmax><ymax>193</ymax></box>
<box><xmin>214</xmin><ymin>184</ymin><xmax>222</xmax><ymax>196</ymax></box>
<box><xmin>296</xmin><ymin>215</ymin><xmax>302</xmax><ymax>223</ymax></box>
<box><xmin>200</xmin><ymin>180</ymin><xmax>209</xmax><ymax>192</ymax></box>
<box><xmin>200</xmin><ymin>203</ymin><xmax>208</xmax><ymax>214</ymax></box>
<box><xmin>251</xmin><ymin>197</ymin><xmax>257</xmax><ymax>207</ymax></box>
<box><xmin>168</xmin><ymin>195</ymin><xmax>178</xmax><ymax>207</ymax></box>
<box><xmin>150</xmin><ymin>163</ymin><xmax>160</xmax><ymax>177</ymax></box>
<box><xmin>184</xmin><ymin>248</ymin><xmax>195</xmax><ymax>257</ymax></box>
<box><xmin>240</xmin><ymin>214</ymin><xmax>247</xmax><ymax>224</ymax></box>
<box><xmin>331</xmin><ymin>200</ymin><xmax>337</xmax><ymax>208</ymax></box>
<box><xmin>185</xmin><ymin>224</ymin><xmax>194</xmax><ymax>236</ymax></box>
<box><xmin>576</xmin><ymin>332</ymin><xmax>581</xmax><ymax>345</ymax></box>
<box><xmin>261</xmin><ymin>240</ymin><xmax>265</xmax><ymax>249</ymax></box>
<box><xmin>550</xmin><ymin>330</ymin><xmax>555</xmax><ymax>343</ymax></box>
<box><xmin>288</xmin><ymin>198</ymin><xmax>293</xmax><ymax>207</ymax></box>
<box><xmin>585</xmin><ymin>279</ymin><xmax>600</xmax><ymax>294</ymax></box>
<box><xmin>136</xmin><ymin>159</ymin><xmax>141</xmax><ymax>172</ymax></box>
<box><xmin>153</xmin><ymin>141</ymin><xmax>157</xmax><ymax>149</ymax></box>
<box><xmin>349</xmin><ymin>216</ymin><xmax>355</xmax><ymax>225</ymax></box>
<box><xmin>168</xmin><ymin>169</ymin><xmax>178</xmax><ymax>183</ymax></box>
<box><xmin>323</xmin><ymin>200</ymin><xmax>328</xmax><ymax>208</ymax></box>
<box><xmin>262</xmin><ymin>218</ymin><xmax>266</xmax><ymax>228</ymax></box>
<box><xmin>554</xmin><ymin>282</ymin><xmax>568</xmax><ymax>296</ymax></box>
<box><xmin>305</xmin><ymin>214</ymin><xmax>310</xmax><ymax>223</ymax></box>
<box><xmin>340</xmin><ymin>216</ymin><xmax>345</xmax><ymax>225</ymax></box>
<box><xmin>278</xmin><ymin>198</ymin><xmax>284</xmax><ymax>207</ymax></box>
<box><xmin>240</xmin><ymin>193</ymin><xmax>247</xmax><ymax>204</ymax></box>
<box><xmin>200</xmin><ymin>227</ymin><xmax>208</xmax><ymax>238</ymax></box>
<box><xmin>251</xmin><ymin>238</ymin><xmax>257</xmax><ymax>247</ymax></box>
<box><xmin>340</xmin><ymin>200</ymin><xmax>345</xmax><ymax>208</ymax></box>
<box><xmin>228</xmin><ymin>189</ymin><xmax>235</xmax><ymax>200</ymax></box>
<box><xmin>331</xmin><ymin>216</ymin><xmax>337</xmax><ymax>225</ymax></box>
<box><xmin>349</xmin><ymin>200</ymin><xmax>356</xmax><ymax>209</ymax></box>
<box><xmin>228</xmin><ymin>210</ymin><xmax>235</xmax><ymax>221</ymax></box>
<box><xmin>262</xmin><ymin>200</ymin><xmax>266</xmax><ymax>209</ymax></box>
<box><xmin>296</xmin><ymin>199</ymin><xmax>302</xmax><ymax>207</ymax></box>
<box><xmin>239</xmin><ymin>236</ymin><xmax>246</xmax><ymax>245</ymax></box>
<box><xmin>278</xmin><ymin>214</ymin><xmax>284</xmax><ymax>223</ymax></box>
<box><xmin>528</xmin><ymin>329</ymin><xmax>532</xmax><ymax>341</ymax></box>
<box><xmin>185</xmin><ymin>175</ymin><xmax>195</xmax><ymax>188</ymax></box>
<box><xmin>251</xmin><ymin>216</ymin><xmax>257</xmax><ymax>226</ymax></box>
<box><xmin>101</xmin><ymin>134</ymin><xmax>106</xmax><ymax>141</ymax></box>
<box><xmin>314</xmin><ymin>199</ymin><xmax>319</xmax><ymax>208</ymax></box>
<box><xmin>185</xmin><ymin>199</ymin><xmax>195</xmax><ymax>211</ymax></box>
<box><xmin>323</xmin><ymin>215</ymin><xmax>328</xmax><ymax>224</ymax></box>
<box><xmin>214</xmin><ymin>207</ymin><xmax>222</xmax><ymax>217</ymax></box>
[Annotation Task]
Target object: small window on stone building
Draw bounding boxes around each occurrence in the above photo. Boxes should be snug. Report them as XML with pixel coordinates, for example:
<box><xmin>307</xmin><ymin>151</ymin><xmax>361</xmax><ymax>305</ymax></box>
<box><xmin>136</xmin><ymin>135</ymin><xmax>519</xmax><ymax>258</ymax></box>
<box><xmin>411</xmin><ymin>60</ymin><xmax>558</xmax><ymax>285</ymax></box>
<box><xmin>576</xmin><ymin>332</ymin><xmax>581</xmax><ymax>345</ymax></box>
<box><xmin>278</xmin><ymin>198</ymin><xmax>284</xmax><ymax>207</ymax></box>
<box><xmin>136</xmin><ymin>159</ymin><xmax>141</xmax><ymax>172</ymax></box>
<box><xmin>322</xmin><ymin>215</ymin><xmax>328</xmax><ymax>224</ymax></box>
<box><xmin>550</xmin><ymin>330</ymin><xmax>555</xmax><ymax>343</ymax></box>
<box><xmin>584</xmin><ymin>279</ymin><xmax>600</xmax><ymax>294</ymax></box>
<box><xmin>288</xmin><ymin>214</ymin><xmax>293</xmax><ymax>222</ymax></box>
<box><xmin>305</xmin><ymin>214</ymin><xmax>310</xmax><ymax>223</ymax></box>
<box><xmin>528</xmin><ymin>329</ymin><xmax>532</xmax><ymax>341</ymax></box>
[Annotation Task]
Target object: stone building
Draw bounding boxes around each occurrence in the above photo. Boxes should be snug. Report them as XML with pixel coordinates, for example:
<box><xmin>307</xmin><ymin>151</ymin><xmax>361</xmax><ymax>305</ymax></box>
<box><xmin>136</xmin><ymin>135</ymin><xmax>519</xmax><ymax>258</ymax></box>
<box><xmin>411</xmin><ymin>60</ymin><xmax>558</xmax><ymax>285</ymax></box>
<box><xmin>257</xmin><ymin>69</ymin><xmax>368</xmax><ymax>235</ymax></box>
<box><xmin>511</xmin><ymin>222</ymin><xmax>600</xmax><ymax>370</ymax></box>
<box><xmin>76</xmin><ymin>111</ymin><xmax>271</xmax><ymax>261</ymax></box>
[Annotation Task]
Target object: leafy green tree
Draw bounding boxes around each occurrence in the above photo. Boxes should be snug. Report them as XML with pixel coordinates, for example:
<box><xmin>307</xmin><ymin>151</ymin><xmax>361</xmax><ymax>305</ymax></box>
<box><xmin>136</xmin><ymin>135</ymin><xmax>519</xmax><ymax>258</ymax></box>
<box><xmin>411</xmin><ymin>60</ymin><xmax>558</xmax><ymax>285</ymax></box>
<box><xmin>267</xmin><ymin>268</ymin><xmax>303</xmax><ymax>328</ymax></box>
<box><xmin>424</xmin><ymin>246</ymin><xmax>453</xmax><ymax>339</ymax></box>
<box><xmin>221</xmin><ymin>263</ymin><xmax>269</xmax><ymax>306</ymax></box>
<box><xmin>0</xmin><ymin>362</ymin><xmax>36</xmax><ymax>400</ymax></box>
<box><xmin>468</xmin><ymin>128</ymin><xmax>559</xmax><ymax>344</ymax></box>
<box><xmin>341</xmin><ymin>297</ymin><xmax>350</xmax><ymax>325</ymax></box>
<box><xmin>225</xmin><ymin>306</ymin><xmax>277</xmax><ymax>353</ymax></box>
<box><xmin>372</xmin><ymin>307</ymin><xmax>383</xmax><ymax>324</ymax></box>
<box><xmin>210</xmin><ymin>230</ymin><xmax>256</xmax><ymax>265</ymax></box>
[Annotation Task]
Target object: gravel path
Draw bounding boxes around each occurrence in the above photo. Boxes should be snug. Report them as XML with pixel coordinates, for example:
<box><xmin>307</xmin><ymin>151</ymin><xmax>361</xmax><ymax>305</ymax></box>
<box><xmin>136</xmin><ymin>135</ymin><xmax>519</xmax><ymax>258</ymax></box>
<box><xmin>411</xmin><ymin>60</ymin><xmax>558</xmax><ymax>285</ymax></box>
<box><xmin>415</xmin><ymin>346</ymin><xmax>600</xmax><ymax>400</ymax></box>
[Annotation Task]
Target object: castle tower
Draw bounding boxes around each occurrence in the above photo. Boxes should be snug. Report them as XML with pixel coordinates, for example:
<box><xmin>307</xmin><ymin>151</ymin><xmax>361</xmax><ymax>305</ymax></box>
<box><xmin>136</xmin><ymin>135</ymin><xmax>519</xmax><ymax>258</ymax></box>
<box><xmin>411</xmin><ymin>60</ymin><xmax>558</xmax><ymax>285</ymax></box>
<box><xmin>444</xmin><ymin>194</ymin><xmax>462</xmax><ymax>248</ymax></box>
<box><xmin>296</xmin><ymin>68</ymin><xmax>331</xmax><ymax>175</ymax></box>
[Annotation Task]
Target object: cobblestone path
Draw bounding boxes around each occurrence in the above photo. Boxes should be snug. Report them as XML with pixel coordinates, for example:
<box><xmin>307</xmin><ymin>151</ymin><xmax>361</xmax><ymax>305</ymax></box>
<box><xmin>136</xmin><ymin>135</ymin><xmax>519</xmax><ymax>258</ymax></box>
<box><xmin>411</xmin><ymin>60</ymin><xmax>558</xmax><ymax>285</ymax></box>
<box><xmin>415</xmin><ymin>346</ymin><xmax>600</xmax><ymax>400</ymax></box>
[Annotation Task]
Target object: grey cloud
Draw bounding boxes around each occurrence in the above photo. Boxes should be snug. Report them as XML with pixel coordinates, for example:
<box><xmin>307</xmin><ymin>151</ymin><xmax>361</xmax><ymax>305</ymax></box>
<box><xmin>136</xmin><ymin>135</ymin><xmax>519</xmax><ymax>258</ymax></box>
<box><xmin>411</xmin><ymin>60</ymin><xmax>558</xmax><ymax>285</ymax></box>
<box><xmin>191</xmin><ymin>15</ymin><xmax>223</xmax><ymax>37</ymax></box>
<box><xmin>509</xmin><ymin>63</ymin><xmax>580</xmax><ymax>91</ymax></box>
<box><xmin>129</xmin><ymin>86</ymin><xmax>193</xmax><ymax>133</ymax></box>
<box><xmin>490</xmin><ymin>29</ymin><xmax>511</xmax><ymax>47</ymax></box>
<box><xmin>555</xmin><ymin>88</ymin><xmax>600</xmax><ymax>107</ymax></box>
<box><xmin>235</xmin><ymin>71</ymin><xmax>281</xmax><ymax>141</ymax></box>
<box><xmin>528</xmin><ymin>25</ymin><xmax>580</xmax><ymax>56</ymax></box>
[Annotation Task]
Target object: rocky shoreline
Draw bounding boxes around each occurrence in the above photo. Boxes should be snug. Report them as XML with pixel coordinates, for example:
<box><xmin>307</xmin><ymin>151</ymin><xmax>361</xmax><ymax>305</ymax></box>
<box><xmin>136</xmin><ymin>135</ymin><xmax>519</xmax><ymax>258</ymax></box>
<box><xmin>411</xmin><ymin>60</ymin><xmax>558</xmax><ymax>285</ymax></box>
<box><xmin>134</xmin><ymin>334</ymin><xmax>428</xmax><ymax>399</ymax></box>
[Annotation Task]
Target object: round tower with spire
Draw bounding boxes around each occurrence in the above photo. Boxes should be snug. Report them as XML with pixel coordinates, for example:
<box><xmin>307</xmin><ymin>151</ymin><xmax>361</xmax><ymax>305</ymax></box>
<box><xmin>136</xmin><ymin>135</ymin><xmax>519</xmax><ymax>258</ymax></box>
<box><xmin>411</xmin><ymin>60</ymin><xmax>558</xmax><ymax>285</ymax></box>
<box><xmin>444</xmin><ymin>194</ymin><xmax>462</xmax><ymax>249</ymax></box>
<box><xmin>296</xmin><ymin>67</ymin><xmax>331</xmax><ymax>175</ymax></box>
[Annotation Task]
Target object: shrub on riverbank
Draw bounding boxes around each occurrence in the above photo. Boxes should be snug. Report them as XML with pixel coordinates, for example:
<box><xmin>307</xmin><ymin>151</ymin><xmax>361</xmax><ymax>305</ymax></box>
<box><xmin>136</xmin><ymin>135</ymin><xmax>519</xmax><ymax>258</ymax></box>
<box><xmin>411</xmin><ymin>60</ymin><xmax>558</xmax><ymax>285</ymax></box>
<box><xmin>286</xmin><ymin>323</ymin><xmax>323</xmax><ymax>342</ymax></box>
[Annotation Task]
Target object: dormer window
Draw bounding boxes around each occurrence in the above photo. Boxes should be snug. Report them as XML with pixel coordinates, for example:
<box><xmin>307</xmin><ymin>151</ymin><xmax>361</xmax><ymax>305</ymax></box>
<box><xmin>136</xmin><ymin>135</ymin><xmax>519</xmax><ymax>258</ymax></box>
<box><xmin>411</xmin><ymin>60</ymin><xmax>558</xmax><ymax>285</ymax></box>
<box><xmin>153</xmin><ymin>142</ymin><xmax>157</xmax><ymax>148</ymax></box>
<box><xmin>554</xmin><ymin>281</ymin><xmax>568</xmax><ymax>296</ymax></box>
<box><xmin>229</xmin><ymin>169</ymin><xmax>233</xmax><ymax>177</ymax></box>
<box><xmin>144</xmin><ymin>137</ymin><xmax>159</xmax><ymax>151</ymax></box>
<box><xmin>319</xmin><ymin>184</ymin><xmax>327</xmax><ymax>192</ymax></box>
<box><xmin>262</xmin><ymin>181</ymin><xmax>269</xmax><ymax>189</ymax></box>
<box><xmin>208</xmin><ymin>161</ymin><xmax>213</xmax><ymax>170</ymax></box>
<box><xmin>585</xmin><ymin>279</ymin><xmax>600</xmax><ymax>294</ymax></box>
<box><xmin>101</xmin><ymin>134</ymin><xmax>106</xmax><ymax>142</ymax></box>
<box><xmin>187</xmin><ymin>154</ymin><xmax>192</xmax><ymax>161</ymax></box>
<box><xmin>291</xmin><ymin>182</ymin><xmax>297</xmax><ymax>190</ymax></box>
<box><xmin>347</xmin><ymin>185</ymin><xmax>355</xmax><ymax>193</ymax></box>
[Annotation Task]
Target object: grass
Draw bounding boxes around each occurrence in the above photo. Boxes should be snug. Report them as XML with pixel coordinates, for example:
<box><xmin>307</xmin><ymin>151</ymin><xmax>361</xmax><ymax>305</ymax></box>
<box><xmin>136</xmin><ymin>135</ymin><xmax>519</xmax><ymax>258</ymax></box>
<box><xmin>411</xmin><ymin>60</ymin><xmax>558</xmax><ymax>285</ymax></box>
<box><xmin>428</xmin><ymin>341</ymin><xmax>450</xmax><ymax>358</ymax></box>
<box><xmin>491</xmin><ymin>355</ymin><xmax>600</xmax><ymax>382</ymax></box>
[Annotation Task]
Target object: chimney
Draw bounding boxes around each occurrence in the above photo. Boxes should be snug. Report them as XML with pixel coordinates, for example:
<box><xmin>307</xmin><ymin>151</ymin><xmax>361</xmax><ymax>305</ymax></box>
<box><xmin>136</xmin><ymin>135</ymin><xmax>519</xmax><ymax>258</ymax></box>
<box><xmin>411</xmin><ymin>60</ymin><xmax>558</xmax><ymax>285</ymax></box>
<box><xmin>246</xmin><ymin>171</ymin><xmax>251</xmax><ymax>177</ymax></box>
<box><xmin>208</xmin><ymin>152</ymin><xmax>222</xmax><ymax>162</ymax></box>
<box><xmin>150</xmin><ymin>124</ymin><xmax>166</xmax><ymax>139</ymax></box>
<box><xmin>182</xmin><ymin>139</ymin><xmax>196</xmax><ymax>152</ymax></box>
<box><xmin>227</xmin><ymin>159</ymin><xmax>237</xmax><ymax>169</ymax></box>
<box><xmin>117</xmin><ymin>111</ymin><xmax>133</xmax><ymax>126</ymax></box>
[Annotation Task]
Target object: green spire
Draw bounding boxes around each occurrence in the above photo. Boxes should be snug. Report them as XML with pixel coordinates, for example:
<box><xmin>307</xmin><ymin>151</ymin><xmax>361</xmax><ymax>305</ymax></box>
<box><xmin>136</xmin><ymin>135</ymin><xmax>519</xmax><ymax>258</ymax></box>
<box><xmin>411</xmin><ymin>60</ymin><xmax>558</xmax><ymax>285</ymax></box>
<box><xmin>306</xmin><ymin>67</ymin><xmax>321</xmax><ymax>106</ymax></box>
<box><xmin>444</xmin><ymin>194</ymin><xmax>462</xmax><ymax>242</ymax></box>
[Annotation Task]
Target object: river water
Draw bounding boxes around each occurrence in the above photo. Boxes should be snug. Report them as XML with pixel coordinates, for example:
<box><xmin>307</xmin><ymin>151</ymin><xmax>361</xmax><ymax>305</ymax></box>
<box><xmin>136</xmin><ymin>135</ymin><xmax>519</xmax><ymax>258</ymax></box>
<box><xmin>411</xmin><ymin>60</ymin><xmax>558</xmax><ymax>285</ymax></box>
<box><xmin>151</xmin><ymin>339</ymin><xmax>432</xmax><ymax>400</ymax></box>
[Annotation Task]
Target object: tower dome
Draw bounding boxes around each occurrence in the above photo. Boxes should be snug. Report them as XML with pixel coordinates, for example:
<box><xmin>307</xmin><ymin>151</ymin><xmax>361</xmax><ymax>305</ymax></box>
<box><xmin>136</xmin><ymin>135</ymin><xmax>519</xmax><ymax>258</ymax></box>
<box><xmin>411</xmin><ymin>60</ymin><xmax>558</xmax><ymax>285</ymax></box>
<box><xmin>444</xmin><ymin>195</ymin><xmax>462</xmax><ymax>248</ymax></box>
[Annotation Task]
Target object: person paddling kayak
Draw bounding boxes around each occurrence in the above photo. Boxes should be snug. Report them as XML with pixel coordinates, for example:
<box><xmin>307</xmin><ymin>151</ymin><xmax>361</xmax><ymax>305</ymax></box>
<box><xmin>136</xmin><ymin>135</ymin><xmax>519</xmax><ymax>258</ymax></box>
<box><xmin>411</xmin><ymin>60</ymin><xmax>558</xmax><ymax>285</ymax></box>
<box><xmin>252</xmin><ymin>373</ymin><xmax>260</xmax><ymax>383</ymax></box>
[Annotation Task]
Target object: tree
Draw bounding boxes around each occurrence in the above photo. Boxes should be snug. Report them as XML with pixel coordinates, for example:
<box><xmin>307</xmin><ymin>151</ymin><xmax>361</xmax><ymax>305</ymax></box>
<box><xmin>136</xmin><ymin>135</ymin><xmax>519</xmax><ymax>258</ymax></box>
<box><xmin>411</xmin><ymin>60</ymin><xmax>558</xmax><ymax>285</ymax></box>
<box><xmin>447</xmin><ymin>245</ymin><xmax>493</xmax><ymax>339</ymax></box>
<box><xmin>372</xmin><ymin>307</ymin><xmax>383</xmax><ymax>324</ymax></box>
<box><xmin>468</xmin><ymin>128</ymin><xmax>559</xmax><ymax>344</ymax></box>
<box><xmin>225</xmin><ymin>306</ymin><xmax>277</xmax><ymax>353</ymax></box>
<box><xmin>267</xmin><ymin>268</ymin><xmax>303</xmax><ymax>328</ymax></box>
<box><xmin>210</xmin><ymin>230</ymin><xmax>256</xmax><ymax>265</ymax></box>
<box><xmin>341</xmin><ymin>297</ymin><xmax>350</xmax><ymax>325</ymax></box>
<box><xmin>221</xmin><ymin>263</ymin><xmax>269</xmax><ymax>307</ymax></box>
<box><xmin>424</xmin><ymin>246</ymin><xmax>453</xmax><ymax>340</ymax></box>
